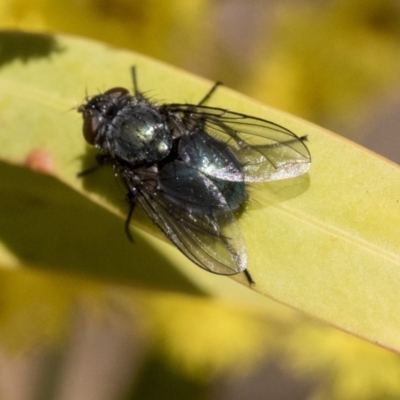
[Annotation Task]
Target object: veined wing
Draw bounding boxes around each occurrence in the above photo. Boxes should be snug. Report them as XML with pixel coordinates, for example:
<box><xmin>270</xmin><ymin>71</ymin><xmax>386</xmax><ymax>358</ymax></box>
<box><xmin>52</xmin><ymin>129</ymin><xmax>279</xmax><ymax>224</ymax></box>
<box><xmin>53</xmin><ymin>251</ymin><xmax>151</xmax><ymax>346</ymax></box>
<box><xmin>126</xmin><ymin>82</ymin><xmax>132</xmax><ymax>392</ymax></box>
<box><xmin>132</xmin><ymin>160</ymin><xmax>247</xmax><ymax>275</ymax></box>
<box><xmin>166</xmin><ymin>104</ymin><xmax>311</xmax><ymax>182</ymax></box>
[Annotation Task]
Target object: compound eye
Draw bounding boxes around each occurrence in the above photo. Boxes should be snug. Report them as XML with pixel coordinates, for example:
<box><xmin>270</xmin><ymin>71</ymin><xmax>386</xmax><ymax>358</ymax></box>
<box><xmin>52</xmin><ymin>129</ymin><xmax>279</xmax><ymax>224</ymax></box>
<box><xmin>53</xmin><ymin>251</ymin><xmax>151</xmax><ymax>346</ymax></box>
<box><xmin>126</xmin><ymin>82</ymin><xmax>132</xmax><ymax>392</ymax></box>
<box><xmin>104</xmin><ymin>87</ymin><xmax>129</xmax><ymax>99</ymax></box>
<box><xmin>82</xmin><ymin>114</ymin><xmax>100</xmax><ymax>144</ymax></box>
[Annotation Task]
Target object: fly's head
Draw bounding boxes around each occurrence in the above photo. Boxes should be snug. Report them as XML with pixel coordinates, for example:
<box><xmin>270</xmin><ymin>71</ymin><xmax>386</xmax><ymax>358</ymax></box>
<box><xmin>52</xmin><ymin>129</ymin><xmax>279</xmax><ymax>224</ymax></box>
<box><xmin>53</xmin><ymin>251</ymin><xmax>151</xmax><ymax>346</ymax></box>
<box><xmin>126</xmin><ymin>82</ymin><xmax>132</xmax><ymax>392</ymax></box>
<box><xmin>78</xmin><ymin>87</ymin><xmax>130</xmax><ymax>146</ymax></box>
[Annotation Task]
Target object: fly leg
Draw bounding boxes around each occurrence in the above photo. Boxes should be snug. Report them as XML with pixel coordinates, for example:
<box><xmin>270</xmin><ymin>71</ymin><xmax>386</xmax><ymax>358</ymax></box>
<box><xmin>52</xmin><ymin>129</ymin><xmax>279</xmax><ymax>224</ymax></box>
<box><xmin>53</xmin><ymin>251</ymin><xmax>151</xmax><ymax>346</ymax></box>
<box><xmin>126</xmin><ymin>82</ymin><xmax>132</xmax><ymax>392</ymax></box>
<box><xmin>125</xmin><ymin>191</ymin><xmax>136</xmax><ymax>242</ymax></box>
<box><xmin>197</xmin><ymin>81</ymin><xmax>222</xmax><ymax>106</ymax></box>
<box><xmin>244</xmin><ymin>269</ymin><xmax>255</xmax><ymax>286</ymax></box>
<box><xmin>77</xmin><ymin>154</ymin><xmax>110</xmax><ymax>177</ymax></box>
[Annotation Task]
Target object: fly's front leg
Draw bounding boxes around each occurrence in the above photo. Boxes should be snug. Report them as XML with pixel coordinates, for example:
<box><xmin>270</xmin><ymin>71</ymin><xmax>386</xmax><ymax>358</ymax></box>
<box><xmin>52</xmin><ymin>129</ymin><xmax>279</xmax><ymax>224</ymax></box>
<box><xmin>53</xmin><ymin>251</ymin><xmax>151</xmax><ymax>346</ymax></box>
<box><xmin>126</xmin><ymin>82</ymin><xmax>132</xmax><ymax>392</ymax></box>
<box><xmin>77</xmin><ymin>154</ymin><xmax>111</xmax><ymax>177</ymax></box>
<box><xmin>125</xmin><ymin>190</ymin><xmax>137</xmax><ymax>242</ymax></box>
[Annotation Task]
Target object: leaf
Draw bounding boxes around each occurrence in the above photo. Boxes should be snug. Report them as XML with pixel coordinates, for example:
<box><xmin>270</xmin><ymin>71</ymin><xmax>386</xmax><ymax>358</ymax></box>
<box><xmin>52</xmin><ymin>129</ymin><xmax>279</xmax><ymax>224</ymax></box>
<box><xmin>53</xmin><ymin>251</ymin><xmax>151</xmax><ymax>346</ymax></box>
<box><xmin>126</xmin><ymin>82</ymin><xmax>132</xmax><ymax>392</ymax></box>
<box><xmin>1</xmin><ymin>30</ymin><xmax>400</xmax><ymax>353</ymax></box>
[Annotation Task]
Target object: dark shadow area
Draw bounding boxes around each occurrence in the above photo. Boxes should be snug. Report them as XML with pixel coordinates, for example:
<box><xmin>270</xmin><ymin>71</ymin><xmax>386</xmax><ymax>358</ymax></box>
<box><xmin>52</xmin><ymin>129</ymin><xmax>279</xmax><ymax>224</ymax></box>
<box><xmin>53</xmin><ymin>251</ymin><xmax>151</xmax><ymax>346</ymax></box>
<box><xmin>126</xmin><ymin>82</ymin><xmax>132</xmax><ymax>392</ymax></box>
<box><xmin>77</xmin><ymin>146</ymin><xmax>163</xmax><ymax>237</ymax></box>
<box><xmin>78</xmin><ymin>147</ymin><xmax>128</xmax><ymax>214</ymax></box>
<box><xmin>127</xmin><ymin>354</ymin><xmax>209</xmax><ymax>400</ymax></box>
<box><xmin>0</xmin><ymin>30</ymin><xmax>63</xmax><ymax>68</ymax></box>
<box><xmin>0</xmin><ymin>160</ymin><xmax>204</xmax><ymax>294</ymax></box>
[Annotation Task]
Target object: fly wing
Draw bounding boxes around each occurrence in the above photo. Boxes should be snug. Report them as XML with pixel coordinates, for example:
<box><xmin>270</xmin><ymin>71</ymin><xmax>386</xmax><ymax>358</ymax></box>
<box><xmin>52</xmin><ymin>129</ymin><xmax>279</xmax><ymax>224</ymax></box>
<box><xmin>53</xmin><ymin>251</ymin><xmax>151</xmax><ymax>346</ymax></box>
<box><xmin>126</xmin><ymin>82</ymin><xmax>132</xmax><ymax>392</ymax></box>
<box><xmin>167</xmin><ymin>104</ymin><xmax>311</xmax><ymax>182</ymax></box>
<box><xmin>133</xmin><ymin>161</ymin><xmax>247</xmax><ymax>275</ymax></box>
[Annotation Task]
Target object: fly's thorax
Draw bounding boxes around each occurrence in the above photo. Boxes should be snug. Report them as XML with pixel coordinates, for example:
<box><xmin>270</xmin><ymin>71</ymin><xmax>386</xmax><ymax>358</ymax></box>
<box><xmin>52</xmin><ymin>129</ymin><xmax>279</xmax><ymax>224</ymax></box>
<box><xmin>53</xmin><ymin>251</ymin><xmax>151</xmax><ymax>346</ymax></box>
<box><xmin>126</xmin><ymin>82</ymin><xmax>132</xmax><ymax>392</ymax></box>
<box><xmin>104</xmin><ymin>104</ymin><xmax>173</xmax><ymax>165</ymax></box>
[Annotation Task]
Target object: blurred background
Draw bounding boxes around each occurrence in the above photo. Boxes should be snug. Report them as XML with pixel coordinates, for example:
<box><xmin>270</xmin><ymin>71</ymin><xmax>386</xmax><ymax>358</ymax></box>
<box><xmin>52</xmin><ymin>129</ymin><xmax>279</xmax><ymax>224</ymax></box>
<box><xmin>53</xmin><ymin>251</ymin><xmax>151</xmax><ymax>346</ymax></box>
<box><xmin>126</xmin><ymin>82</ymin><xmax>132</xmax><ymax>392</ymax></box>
<box><xmin>2</xmin><ymin>0</ymin><xmax>400</xmax><ymax>399</ymax></box>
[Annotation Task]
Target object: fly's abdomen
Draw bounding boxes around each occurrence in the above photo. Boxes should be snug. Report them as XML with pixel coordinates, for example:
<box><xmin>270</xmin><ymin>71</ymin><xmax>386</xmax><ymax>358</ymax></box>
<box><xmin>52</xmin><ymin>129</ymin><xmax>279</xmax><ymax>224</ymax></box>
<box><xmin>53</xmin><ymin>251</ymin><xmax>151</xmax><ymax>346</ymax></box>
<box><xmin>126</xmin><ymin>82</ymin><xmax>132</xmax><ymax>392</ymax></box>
<box><xmin>211</xmin><ymin>178</ymin><xmax>247</xmax><ymax>212</ymax></box>
<box><xmin>178</xmin><ymin>128</ymin><xmax>247</xmax><ymax>211</ymax></box>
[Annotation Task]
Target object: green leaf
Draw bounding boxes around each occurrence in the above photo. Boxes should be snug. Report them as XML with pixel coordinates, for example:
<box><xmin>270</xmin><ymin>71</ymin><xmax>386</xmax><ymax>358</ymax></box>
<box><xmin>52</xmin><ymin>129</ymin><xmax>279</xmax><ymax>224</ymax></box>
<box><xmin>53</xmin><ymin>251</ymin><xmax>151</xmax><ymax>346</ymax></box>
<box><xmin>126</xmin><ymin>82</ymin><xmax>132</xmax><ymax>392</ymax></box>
<box><xmin>1</xmin><ymin>30</ymin><xmax>400</xmax><ymax>353</ymax></box>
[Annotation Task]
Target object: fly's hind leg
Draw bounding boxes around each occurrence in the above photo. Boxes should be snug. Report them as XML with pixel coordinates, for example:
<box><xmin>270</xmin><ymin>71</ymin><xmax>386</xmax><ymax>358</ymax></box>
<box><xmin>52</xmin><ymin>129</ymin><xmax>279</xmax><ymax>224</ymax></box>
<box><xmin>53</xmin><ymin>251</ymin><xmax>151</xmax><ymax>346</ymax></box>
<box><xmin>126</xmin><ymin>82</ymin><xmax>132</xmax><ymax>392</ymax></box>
<box><xmin>125</xmin><ymin>192</ymin><xmax>136</xmax><ymax>242</ymax></box>
<box><xmin>244</xmin><ymin>269</ymin><xmax>255</xmax><ymax>286</ymax></box>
